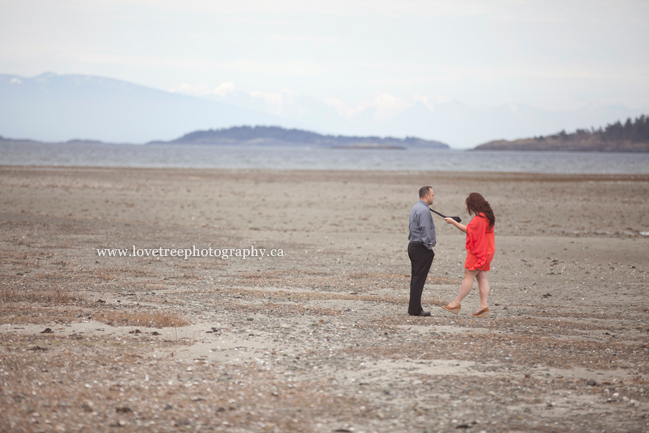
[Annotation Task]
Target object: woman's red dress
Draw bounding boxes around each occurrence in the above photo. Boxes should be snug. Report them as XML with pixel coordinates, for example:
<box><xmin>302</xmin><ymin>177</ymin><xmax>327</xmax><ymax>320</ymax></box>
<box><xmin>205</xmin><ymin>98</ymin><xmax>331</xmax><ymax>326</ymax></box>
<box><xmin>465</xmin><ymin>213</ymin><xmax>495</xmax><ymax>271</ymax></box>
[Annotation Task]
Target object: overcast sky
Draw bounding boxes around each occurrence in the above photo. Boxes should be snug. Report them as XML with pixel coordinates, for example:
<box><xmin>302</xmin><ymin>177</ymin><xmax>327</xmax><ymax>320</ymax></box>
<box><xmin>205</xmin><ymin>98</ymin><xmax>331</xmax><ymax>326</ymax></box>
<box><xmin>1</xmin><ymin>0</ymin><xmax>648</xmax><ymax>115</ymax></box>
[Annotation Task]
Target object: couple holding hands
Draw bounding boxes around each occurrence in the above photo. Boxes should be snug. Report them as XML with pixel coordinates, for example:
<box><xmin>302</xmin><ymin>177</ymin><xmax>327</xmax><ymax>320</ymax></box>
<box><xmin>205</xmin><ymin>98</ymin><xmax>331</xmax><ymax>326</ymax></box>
<box><xmin>408</xmin><ymin>186</ymin><xmax>496</xmax><ymax>318</ymax></box>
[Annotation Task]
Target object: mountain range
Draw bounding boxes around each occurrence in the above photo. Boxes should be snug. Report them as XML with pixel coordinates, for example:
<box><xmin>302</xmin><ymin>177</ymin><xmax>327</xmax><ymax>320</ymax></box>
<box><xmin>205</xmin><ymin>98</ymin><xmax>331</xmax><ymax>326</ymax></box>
<box><xmin>1</xmin><ymin>72</ymin><xmax>648</xmax><ymax>148</ymax></box>
<box><xmin>0</xmin><ymin>73</ymin><xmax>296</xmax><ymax>145</ymax></box>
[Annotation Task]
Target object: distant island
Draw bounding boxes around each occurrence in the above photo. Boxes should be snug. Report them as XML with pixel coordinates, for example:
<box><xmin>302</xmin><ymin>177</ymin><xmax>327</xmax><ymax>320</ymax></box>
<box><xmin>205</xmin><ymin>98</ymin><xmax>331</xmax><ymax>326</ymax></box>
<box><xmin>474</xmin><ymin>115</ymin><xmax>649</xmax><ymax>152</ymax></box>
<box><xmin>147</xmin><ymin>126</ymin><xmax>450</xmax><ymax>149</ymax></box>
<box><xmin>0</xmin><ymin>126</ymin><xmax>449</xmax><ymax>150</ymax></box>
<box><xmin>0</xmin><ymin>136</ymin><xmax>110</xmax><ymax>146</ymax></box>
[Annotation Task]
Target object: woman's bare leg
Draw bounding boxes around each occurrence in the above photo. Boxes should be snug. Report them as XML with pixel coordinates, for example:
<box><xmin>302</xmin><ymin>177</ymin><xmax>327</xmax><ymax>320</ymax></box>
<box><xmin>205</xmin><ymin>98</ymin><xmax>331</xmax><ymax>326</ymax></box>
<box><xmin>447</xmin><ymin>268</ymin><xmax>479</xmax><ymax>308</ymax></box>
<box><xmin>476</xmin><ymin>271</ymin><xmax>490</xmax><ymax>309</ymax></box>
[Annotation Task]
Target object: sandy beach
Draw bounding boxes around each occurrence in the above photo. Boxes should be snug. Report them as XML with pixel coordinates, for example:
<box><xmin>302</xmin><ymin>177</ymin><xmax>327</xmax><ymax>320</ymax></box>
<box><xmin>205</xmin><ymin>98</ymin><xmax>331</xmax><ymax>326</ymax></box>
<box><xmin>1</xmin><ymin>165</ymin><xmax>648</xmax><ymax>432</ymax></box>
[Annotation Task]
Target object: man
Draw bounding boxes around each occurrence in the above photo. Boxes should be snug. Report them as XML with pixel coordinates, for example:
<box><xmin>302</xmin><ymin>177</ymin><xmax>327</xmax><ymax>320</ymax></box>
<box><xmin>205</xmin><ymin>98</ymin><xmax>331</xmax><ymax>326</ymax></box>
<box><xmin>408</xmin><ymin>186</ymin><xmax>436</xmax><ymax>316</ymax></box>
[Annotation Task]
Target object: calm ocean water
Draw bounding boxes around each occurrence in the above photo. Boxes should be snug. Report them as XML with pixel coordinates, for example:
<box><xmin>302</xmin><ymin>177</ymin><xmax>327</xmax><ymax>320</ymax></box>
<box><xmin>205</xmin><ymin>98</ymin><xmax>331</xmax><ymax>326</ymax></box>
<box><xmin>1</xmin><ymin>142</ymin><xmax>648</xmax><ymax>174</ymax></box>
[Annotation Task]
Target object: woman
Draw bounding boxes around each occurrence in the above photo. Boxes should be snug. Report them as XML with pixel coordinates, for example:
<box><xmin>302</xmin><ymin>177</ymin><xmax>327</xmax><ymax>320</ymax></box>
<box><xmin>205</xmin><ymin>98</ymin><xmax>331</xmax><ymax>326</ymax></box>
<box><xmin>442</xmin><ymin>192</ymin><xmax>495</xmax><ymax>318</ymax></box>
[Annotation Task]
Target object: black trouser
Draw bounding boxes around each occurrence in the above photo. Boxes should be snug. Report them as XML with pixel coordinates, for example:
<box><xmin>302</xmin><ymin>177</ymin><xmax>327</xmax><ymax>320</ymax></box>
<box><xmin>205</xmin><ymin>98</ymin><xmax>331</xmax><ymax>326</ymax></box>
<box><xmin>408</xmin><ymin>242</ymin><xmax>434</xmax><ymax>315</ymax></box>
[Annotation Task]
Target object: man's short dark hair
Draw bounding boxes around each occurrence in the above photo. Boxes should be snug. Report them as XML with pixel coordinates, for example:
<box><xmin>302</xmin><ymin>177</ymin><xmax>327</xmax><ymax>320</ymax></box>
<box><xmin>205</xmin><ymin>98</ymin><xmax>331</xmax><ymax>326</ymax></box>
<box><xmin>419</xmin><ymin>186</ymin><xmax>432</xmax><ymax>198</ymax></box>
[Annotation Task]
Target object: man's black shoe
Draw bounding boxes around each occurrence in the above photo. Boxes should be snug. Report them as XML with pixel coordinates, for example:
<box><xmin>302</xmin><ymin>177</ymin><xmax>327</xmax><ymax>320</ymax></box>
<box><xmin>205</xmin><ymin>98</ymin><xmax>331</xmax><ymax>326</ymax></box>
<box><xmin>409</xmin><ymin>311</ymin><xmax>431</xmax><ymax>317</ymax></box>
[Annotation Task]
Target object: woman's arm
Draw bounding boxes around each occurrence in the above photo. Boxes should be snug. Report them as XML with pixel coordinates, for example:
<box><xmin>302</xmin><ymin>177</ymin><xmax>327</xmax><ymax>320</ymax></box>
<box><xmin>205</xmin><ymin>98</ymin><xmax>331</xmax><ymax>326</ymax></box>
<box><xmin>444</xmin><ymin>217</ymin><xmax>467</xmax><ymax>233</ymax></box>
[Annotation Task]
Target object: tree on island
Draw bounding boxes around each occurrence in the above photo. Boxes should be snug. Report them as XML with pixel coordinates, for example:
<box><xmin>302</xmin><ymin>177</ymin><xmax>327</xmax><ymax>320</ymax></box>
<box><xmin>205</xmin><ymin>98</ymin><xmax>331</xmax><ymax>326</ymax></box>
<box><xmin>546</xmin><ymin>114</ymin><xmax>649</xmax><ymax>143</ymax></box>
<box><xmin>475</xmin><ymin>114</ymin><xmax>649</xmax><ymax>152</ymax></box>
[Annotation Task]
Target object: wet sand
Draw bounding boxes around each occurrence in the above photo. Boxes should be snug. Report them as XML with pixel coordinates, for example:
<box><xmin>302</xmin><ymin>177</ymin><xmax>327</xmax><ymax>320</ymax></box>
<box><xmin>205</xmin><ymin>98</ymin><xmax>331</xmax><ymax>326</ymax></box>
<box><xmin>1</xmin><ymin>166</ymin><xmax>648</xmax><ymax>432</ymax></box>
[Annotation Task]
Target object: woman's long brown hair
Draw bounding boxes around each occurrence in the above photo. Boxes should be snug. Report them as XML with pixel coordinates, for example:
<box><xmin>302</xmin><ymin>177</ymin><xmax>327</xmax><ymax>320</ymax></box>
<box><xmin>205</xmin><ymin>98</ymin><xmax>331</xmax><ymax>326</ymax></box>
<box><xmin>466</xmin><ymin>192</ymin><xmax>495</xmax><ymax>229</ymax></box>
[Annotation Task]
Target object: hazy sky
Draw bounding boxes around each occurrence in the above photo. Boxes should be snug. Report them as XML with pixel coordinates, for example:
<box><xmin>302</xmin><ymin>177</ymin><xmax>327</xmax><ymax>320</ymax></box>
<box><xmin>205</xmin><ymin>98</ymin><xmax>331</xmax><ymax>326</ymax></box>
<box><xmin>2</xmin><ymin>0</ymin><xmax>648</xmax><ymax>115</ymax></box>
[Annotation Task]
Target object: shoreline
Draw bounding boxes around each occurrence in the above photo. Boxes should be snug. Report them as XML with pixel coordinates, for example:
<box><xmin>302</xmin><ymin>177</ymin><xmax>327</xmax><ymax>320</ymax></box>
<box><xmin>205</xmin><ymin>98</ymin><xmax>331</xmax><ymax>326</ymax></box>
<box><xmin>3</xmin><ymin>164</ymin><xmax>649</xmax><ymax>180</ymax></box>
<box><xmin>3</xmin><ymin>142</ymin><xmax>649</xmax><ymax>175</ymax></box>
